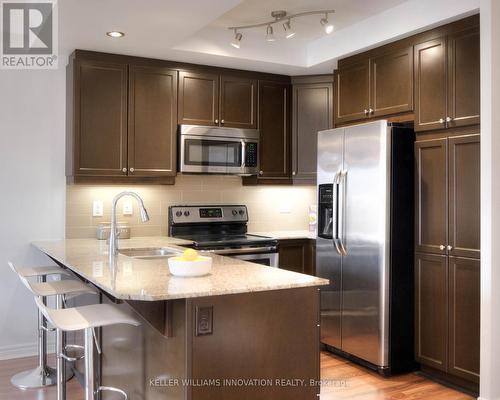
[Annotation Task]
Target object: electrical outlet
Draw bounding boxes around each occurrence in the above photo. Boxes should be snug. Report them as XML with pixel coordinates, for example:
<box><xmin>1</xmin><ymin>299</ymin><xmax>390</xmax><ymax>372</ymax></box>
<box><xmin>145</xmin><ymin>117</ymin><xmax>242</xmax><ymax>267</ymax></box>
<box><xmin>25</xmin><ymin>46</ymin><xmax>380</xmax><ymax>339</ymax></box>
<box><xmin>279</xmin><ymin>203</ymin><xmax>292</xmax><ymax>214</ymax></box>
<box><xmin>92</xmin><ymin>200</ymin><xmax>103</xmax><ymax>217</ymax></box>
<box><xmin>123</xmin><ymin>200</ymin><xmax>133</xmax><ymax>215</ymax></box>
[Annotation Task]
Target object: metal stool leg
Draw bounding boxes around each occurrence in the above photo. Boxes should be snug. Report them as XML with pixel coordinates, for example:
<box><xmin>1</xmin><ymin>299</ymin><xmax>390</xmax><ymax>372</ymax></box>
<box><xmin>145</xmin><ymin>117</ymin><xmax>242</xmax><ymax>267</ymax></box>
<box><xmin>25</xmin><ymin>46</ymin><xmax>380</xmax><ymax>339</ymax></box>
<box><xmin>11</xmin><ymin>275</ymin><xmax>57</xmax><ymax>389</ymax></box>
<box><xmin>84</xmin><ymin>328</ymin><xmax>96</xmax><ymax>400</ymax></box>
<box><xmin>56</xmin><ymin>294</ymin><xmax>66</xmax><ymax>400</ymax></box>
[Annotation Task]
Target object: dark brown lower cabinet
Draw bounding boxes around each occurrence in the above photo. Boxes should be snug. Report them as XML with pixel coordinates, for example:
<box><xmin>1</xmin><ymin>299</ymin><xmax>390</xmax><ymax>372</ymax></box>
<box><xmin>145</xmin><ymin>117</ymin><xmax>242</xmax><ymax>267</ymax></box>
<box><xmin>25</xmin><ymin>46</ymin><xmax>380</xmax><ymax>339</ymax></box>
<box><xmin>279</xmin><ymin>239</ymin><xmax>315</xmax><ymax>275</ymax></box>
<box><xmin>415</xmin><ymin>253</ymin><xmax>480</xmax><ymax>389</ymax></box>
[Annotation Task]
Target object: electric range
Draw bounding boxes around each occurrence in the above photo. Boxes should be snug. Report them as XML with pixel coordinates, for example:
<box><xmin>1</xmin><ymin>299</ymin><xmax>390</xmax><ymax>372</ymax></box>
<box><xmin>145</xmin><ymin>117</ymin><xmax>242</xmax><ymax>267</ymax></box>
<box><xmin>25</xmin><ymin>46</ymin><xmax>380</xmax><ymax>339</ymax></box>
<box><xmin>168</xmin><ymin>205</ymin><xmax>279</xmax><ymax>267</ymax></box>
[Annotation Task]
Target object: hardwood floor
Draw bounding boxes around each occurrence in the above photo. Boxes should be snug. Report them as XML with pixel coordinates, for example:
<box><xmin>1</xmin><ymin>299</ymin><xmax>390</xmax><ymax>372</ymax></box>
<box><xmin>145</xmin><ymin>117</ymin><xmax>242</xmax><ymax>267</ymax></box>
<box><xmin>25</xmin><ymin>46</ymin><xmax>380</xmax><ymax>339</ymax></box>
<box><xmin>0</xmin><ymin>352</ymin><xmax>474</xmax><ymax>399</ymax></box>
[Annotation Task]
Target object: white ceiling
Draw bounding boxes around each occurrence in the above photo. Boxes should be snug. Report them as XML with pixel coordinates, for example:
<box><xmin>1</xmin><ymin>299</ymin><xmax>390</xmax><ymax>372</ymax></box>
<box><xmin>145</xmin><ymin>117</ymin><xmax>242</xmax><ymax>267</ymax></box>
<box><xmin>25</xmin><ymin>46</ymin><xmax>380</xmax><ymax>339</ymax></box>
<box><xmin>58</xmin><ymin>0</ymin><xmax>479</xmax><ymax>75</ymax></box>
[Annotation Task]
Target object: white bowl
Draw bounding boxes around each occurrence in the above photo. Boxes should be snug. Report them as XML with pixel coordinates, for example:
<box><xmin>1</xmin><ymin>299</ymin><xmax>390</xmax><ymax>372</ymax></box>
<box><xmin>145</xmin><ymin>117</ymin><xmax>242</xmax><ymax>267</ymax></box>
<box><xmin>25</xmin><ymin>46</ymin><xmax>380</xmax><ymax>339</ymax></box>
<box><xmin>168</xmin><ymin>256</ymin><xmax>212</xmax><ymax>277</ymax></box>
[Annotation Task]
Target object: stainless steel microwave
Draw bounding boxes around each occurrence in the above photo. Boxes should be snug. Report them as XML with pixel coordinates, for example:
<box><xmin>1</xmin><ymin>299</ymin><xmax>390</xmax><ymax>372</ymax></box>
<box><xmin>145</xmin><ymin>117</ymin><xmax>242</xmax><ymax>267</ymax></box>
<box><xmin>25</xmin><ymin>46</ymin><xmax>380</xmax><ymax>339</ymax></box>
<box><xmin>178</xmin><ymin>125</ymin><xmax>259</xmax><ymax>176</ymax></box>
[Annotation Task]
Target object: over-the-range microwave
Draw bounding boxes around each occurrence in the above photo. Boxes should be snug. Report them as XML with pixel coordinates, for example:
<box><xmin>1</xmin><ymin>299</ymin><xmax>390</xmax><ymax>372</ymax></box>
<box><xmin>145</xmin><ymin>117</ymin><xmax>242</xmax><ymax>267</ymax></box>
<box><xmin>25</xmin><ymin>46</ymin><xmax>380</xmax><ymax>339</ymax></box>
<box><xmin>178</xmin><ymin>125</ymin><xmax>259</xmax><ymax>176</ymax></box>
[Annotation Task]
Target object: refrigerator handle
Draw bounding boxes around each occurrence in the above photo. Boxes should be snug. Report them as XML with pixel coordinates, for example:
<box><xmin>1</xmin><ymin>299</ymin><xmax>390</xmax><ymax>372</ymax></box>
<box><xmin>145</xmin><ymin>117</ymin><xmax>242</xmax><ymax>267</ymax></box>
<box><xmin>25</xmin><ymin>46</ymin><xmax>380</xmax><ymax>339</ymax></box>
<box><xmin>338</xmin><ymin>170</ymin><xmax>348</xmax><ymax>256</ymax></box>
<box><xmin>333</xmin><ymin>171</ymin><xmax>342</xmax><ymax>255</ymax></box>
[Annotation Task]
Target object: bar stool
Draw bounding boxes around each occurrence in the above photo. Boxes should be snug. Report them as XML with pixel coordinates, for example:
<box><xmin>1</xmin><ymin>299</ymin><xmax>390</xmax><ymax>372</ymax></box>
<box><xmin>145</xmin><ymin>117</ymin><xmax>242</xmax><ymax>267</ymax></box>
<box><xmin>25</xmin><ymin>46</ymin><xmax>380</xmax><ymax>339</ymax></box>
<box><xmin>34</xmin><ymin>296</ymin><xmax>141</xmax><ymax>400</ymax></box>
<box><xmin>7</xmin><ymin>261</ymin><xmax>71</xmax><ymax>388</ymax></box>
<box><xmin>21</xmin><ymin>274</ymin><xmax>98</xmax><ymax>400</ymax></box>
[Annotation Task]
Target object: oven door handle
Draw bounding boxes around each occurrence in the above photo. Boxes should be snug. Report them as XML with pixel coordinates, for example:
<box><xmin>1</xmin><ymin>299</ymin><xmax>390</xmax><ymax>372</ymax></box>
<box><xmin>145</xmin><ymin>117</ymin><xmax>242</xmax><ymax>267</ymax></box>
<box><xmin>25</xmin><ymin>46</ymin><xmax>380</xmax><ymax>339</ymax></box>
<box><xmin>204</xmin><ymin>246</ymin><xmax>276</xmax><ymax>255</ymax></box>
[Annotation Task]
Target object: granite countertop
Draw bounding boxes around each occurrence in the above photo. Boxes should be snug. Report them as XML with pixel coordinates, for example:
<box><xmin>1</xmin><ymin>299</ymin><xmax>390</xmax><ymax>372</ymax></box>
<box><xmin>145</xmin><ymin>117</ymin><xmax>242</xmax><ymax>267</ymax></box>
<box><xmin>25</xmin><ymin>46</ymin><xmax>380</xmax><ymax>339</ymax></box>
<box><xmin>250</xmin><ymin>230</ymin><xmax>317</xmax><ymax>240</ymax></box>
<box><xmin>32</xmin><ymin>237</ymin><xmax>328</xmax><ymax>301</ymax></box>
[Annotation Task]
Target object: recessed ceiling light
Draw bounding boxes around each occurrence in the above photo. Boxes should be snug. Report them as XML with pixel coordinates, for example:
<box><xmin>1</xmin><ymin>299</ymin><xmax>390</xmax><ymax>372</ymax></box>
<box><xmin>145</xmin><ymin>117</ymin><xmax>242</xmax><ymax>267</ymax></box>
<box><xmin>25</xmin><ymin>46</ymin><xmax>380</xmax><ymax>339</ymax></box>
<box><xmin>106</xmin><ymin>31</ymin><xmax>125</xmax><ymax>38</ymax></box>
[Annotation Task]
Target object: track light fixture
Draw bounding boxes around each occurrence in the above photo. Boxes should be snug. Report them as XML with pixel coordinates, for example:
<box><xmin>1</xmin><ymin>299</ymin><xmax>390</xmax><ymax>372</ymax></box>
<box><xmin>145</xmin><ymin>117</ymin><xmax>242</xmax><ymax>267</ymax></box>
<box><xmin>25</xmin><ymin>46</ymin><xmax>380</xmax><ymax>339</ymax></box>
<box><xmin>283</xmin><ymin>19</ymin><xmax>295</xmax><ymax>39</ymax></box>
<box><xmin>227</xmin><ymin>9</ymin><xmax>335</xmax><ymax>47</ymax></box>
<box><xmin>231</xmin><ymin>30</ymin><xmax>243</xmax><ymax>48</ymax></box>
<box><xmin>320</xmin><ymin>13</ymin><xmax>334</xmax><ymax>34</ymax></box>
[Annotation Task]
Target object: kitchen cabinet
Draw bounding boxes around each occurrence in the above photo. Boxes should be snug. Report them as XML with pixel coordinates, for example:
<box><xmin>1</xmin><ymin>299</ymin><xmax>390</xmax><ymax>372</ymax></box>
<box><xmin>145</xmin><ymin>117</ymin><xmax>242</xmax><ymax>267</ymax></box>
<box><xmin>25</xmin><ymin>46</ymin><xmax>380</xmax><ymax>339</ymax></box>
<box><xmin>178</xmin><ymin>71</ymin><xmax>219</xmax><ymax>126</ymax></box>
<box><xmin>279</xmin><ymin>239</ymin><xmax>315</xmax><ymax>276</ymax></box>
<box><xmin>67</xmin><ymin>53</ymin><xmax>178</xmax><ymax>183</ymax></box>
<box><xmin>414</xmin><ymin>133</ymin><xmax>480</xmax><ymax>388</ymax></box>
<box><xmin>178</xmin><ymin>71</ymin><xmax>257</xmax><ymax>128</ymax></box>
<box><xmin>128</xmin><ymin>65</ymin><xmax>177</xmax><ymax>177</ymax></box>
<box><xmin>292</xmin><ymin>76</ymin><xmax>333</xmax><ymax>183</ymax></box>
<box><xmin>415</xmin><ymin>253</ymin><xmax>448</xmax><ymax>371</ymax></box>
<box><xmin>70</xmin><ymin>59</ymin><xmax>128</xmax><ymax>177</ymax></box>
<box><xmin>334</xmin><ymin>46</ymin><xmax>413</xmax><ymax>125</ymax></box>
<box><xmin>256</xmin><ymin>81</ymin><xmax>292</xmax><ymax>181</ymax></box>
<box><xmin>414</xmin><ymin>26</ymin><xmax>480</xmax><ymax>132</ymax></box>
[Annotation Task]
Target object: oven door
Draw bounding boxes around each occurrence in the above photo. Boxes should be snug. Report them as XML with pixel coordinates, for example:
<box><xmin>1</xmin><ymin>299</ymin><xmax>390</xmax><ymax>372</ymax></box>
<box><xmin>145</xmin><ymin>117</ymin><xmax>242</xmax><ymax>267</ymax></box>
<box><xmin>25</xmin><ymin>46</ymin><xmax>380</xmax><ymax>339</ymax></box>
<box><xmin>231</xmin><ymin>252</ymin><xmax>279</xmax><ymax>268</ymax></box>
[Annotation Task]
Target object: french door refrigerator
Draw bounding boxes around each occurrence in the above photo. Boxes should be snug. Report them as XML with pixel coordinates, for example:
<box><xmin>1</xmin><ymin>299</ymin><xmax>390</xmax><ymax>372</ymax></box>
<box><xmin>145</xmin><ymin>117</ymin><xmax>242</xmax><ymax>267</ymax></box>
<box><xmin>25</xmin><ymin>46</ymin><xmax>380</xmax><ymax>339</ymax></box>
<box><xmin>316</xmin><ymin>120</ymin><xmax>415</xmax><ymax>375</ymax></box>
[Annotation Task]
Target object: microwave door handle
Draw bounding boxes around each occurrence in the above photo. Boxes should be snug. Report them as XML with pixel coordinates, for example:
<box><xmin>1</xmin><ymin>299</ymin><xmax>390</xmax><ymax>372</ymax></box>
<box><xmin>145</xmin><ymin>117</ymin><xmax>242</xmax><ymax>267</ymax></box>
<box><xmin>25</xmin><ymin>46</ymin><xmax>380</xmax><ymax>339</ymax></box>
<box><xmin>241</xmin><ymin>141</ymin><xmax>246</xmax><ymax>168</ymax></box>
<box><xmin>333</xmin><ymin>172</ymin><xmax>342</xmax><ymax>255</ymax></box>
<box><xmin>338</xmin><ymin>170</ymin><xmax>348</xmax><ymax>256</ymax></box>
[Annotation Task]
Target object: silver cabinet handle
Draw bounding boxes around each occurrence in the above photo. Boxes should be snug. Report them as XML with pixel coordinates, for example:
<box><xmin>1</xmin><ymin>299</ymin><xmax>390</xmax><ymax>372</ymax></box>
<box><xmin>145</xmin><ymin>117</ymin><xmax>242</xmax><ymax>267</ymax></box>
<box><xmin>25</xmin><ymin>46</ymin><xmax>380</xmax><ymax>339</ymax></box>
<box><xmin>368</xmin><ymin>108</ymin><xmax>374</xmax><ymax>114</ymax></box>
<box><xmin>364</xmin><ymin>109</ymin><xmax>369</xmax><ymax>115</ymax></box>
<box><xmin>445</xmin><ymin>116</ymin><xmax>453</xmax><ymax>122</ymax></box>
<box><xmin>439</xmin><ymin>118</ymin><xmax>445</xmax><ymax>124</ymax></box>
<box><xmin>129</xmin><ymin>167</ymin><xmax>135</xmax><ymax>173</ymax></box>
<box><xmin>447</xmin><ymin>245</ymin><xmax>453</xmax><ymax>251</ymax></box>
<box><xmin>215</xmin><ymin>119</ymin><xmax>219</xmax><ymax>124</ymax></box>
<box><xmin>122</xmin><ymin>167</ymin><xmax>127</xmax><ymax>173</ymax></box>
<box><xmin>439</xmin><ymin>245</ymin><xmax>445</xmax><ymax>250</ymax></box>
<box><xmin>259</xmin><ymin>170</ymin><xmax>263</xmax><ymax>176</ymax></box>
<box><xmin>221</xmin><ymin>119</ymin><xmax>225</xmax><ymax>124</ymax></box>
<box><xmin>292</xmin><ymin>171</ymin><xmax>296</xmax><ymax>176</ymax></box>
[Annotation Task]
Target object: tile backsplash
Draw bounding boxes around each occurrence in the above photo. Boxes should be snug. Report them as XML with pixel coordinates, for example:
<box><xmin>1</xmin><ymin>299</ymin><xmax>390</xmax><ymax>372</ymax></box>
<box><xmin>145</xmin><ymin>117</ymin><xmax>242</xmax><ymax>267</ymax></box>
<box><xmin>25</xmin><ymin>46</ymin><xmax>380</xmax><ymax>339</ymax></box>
<box><xmin>66</xmin><ymin>175</ymin><xmax>316</xmax><ymax>239</ymax></box>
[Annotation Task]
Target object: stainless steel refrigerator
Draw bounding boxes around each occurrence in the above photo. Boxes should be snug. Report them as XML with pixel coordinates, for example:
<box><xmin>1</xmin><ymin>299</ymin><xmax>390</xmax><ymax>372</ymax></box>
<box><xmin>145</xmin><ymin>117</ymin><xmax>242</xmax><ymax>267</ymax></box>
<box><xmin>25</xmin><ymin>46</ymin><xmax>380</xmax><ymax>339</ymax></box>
<box><xmin>316</xmin><ymin>120</ymin><xmax>415</xmax><ymax>375</ymax></box>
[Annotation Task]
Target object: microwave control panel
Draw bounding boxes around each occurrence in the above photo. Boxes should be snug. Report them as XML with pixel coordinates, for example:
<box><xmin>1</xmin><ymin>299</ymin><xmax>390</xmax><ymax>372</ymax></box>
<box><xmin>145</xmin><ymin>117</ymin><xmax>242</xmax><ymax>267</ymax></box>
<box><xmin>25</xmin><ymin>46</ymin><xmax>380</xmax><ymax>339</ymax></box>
<box><xmin>245</xmin><ymin>142</ymin><xmax>258</xmax><ymax>167</ymax></box>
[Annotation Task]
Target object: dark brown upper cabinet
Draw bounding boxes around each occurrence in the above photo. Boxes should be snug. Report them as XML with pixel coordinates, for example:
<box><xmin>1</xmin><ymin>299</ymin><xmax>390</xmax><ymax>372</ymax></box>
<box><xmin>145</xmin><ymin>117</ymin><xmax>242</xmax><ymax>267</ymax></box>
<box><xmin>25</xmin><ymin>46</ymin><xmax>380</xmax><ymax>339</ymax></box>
<box><xmin>334</xmin><ymin>60</ymin><xmax>370</xmax><ymax>124</ymax></box>
<box><xmin>448</xmin><ymin>256</ymin><xmax>480</xmax><ymax>383</ymax></box>
<box><xmin>415</xmin><ymin>252</ymin><xmax>448</xmax><ymax>372</ymax></box>
<box><xmin>370</xmin><ymin>46</ymin><xmax>414</xmax><ymax>117</ymax></box>
<box><xmin>448</xmin><ymin>135</ymin><xmax>480</xmax><ymax>258</ymax></box>
<box><xmin>128</xmin><ymin>65</ymin><xmax>178</xmax><ymax>177</ymax></box>
<box><xmin>415</xmin><ymin>134</ymin><xmax>480</xmax><ymax>258</ymax></box>
<box><xmin>220</xmin><ymin>76</ymin><xmax>257</xmax><ymax>129</ymax></box>
<box><xmin>178</xmin><ymin>71</ymin><xmax>219</xmax><ymax>126</ymax></box>
<box><xmin>257</xmin><ymin>81</ymin><xmax>291</xmax><ymax>181</ymax></box>
<box><xmin>70</xmin><ymin>59</ymin><xmax>128</xmax><ymax>177</ymax></box>
<box><xmin>178</xmin><ymin>71</ymin><xmax>257</xmax><ymax>128</ymax></box>
<box><xmin>414</xmin><ymin>26</ymin><xmax>480</xmax><ymax>132</ymax></box>
<box><xmin>335</xmin><ymin>46</ymin><xmax>414</xmax><ymax>125</ymax></box>
<box><xmin>415</xmin><ymin>138</ymin><xmax>448</xmax><ymax>255</ymax></box>
<box><xmin>447</xmin><ymin>26</ymin><xmax>480</xmax><ymax>128</ymax></box>
<box><xmin>292</xmin><ymin>76</ymin><xmax>333</xmax><ymax>183</ymax></box>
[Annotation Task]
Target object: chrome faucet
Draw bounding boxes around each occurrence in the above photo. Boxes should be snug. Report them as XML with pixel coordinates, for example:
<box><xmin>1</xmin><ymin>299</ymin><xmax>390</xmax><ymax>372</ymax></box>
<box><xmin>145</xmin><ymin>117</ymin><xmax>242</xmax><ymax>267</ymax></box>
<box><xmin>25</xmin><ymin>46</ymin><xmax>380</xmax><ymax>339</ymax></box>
<box><xmin>109</xmin><ymin>191</ymin><xmax>149</xmax><ymax>260</ymax></box>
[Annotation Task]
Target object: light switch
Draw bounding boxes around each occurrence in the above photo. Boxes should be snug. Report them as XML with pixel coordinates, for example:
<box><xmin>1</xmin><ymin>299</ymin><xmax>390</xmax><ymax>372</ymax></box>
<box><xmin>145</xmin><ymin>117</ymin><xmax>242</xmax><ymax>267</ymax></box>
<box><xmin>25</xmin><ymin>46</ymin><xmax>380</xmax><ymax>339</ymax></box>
<box><xmin>92</xmin><ymin>200</ymin><xmax>103</xmax><ymax>217</ymax></box>
<box><xmin>123</xmin><ymin>200</ymin><xmax>133</xmax><ymax>215</ymax></box>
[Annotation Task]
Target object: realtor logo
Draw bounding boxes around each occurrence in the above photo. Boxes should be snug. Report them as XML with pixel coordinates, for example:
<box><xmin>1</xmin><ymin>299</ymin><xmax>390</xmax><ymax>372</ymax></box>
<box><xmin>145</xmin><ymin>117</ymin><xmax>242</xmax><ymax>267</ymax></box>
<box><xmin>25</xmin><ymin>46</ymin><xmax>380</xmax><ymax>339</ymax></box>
<box><xmin>1</xmin><ymin>0</ymin><xmax>58</xmax><ymax>69</ymax></box>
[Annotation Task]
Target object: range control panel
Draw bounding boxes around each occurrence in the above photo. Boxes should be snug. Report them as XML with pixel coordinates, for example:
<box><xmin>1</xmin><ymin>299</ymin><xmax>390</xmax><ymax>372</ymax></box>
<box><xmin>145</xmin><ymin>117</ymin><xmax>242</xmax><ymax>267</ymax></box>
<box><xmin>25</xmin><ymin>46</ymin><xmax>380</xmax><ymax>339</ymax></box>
<box><xmin>169</xmin><ymin>205</ymin><xmax>248</xmax><ymax>225</ymax></box>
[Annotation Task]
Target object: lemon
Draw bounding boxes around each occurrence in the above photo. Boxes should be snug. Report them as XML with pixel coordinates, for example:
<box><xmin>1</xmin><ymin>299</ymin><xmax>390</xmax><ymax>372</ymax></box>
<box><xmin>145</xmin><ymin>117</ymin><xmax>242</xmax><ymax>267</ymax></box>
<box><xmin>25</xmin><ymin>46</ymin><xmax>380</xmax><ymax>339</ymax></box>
<box><xmin>182</xmin><ymin>248</ymin><xmax>199</xmax><ymax>262</ymax></box>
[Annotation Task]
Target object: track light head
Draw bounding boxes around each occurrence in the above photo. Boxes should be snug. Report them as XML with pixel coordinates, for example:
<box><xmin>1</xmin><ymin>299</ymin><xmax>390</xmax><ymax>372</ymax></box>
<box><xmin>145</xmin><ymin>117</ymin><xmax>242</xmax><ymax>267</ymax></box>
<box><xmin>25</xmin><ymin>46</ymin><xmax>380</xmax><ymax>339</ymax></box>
<box><xmin>231</xmin><ymin>30</ymin><xmax>243</xmax><ymax>48</ymax></box>
<box><xmin>320</xmin><ymin>13</ymin><xmax>334</xmax><ymax>34</ymax></box>
<box><xmin>283</xmin><ymin>19</ymin><xmax>296</xmax><ymax>39</ymax></box>
<box><xmin>266</xmin><ymin>25</ymin><xmax>275</xmax><ymax>42</ymax></box>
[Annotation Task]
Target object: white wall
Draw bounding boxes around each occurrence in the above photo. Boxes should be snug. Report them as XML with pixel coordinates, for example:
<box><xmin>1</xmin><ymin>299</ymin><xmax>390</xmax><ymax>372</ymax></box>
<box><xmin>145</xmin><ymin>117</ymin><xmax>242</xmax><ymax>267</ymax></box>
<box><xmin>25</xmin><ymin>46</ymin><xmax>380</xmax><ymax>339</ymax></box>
<box><xmin>0</xmin><ymin>66</ymin><xmax>66</xmax><ymax>358</ymax></box>
<box><xmin>480</xmin><ymin>1</ymin><xmax>500</xmax><ymax>399</ymax></box>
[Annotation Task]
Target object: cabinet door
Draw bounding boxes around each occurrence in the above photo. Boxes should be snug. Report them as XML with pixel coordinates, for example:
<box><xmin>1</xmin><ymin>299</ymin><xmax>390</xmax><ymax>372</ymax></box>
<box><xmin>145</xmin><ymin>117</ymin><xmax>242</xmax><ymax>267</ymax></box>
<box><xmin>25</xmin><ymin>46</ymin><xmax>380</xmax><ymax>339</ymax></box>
<box><xmin>370</xmin><ymin>46</ymin><xmax>413</xmax><ymax>117</ymax></box>
<box><xmin>74</xmin><ymin>60</ymin><xmax>128</xmax><ymax>176</ymax></box>
<box><xmin>178</xmin><ymin>71</ymin><xmax>219</xmax><ymax>126</ymax></box>
<box><xmin>279</xmin><ymin>239</ymin><xmax>315</xmax><ymax>275</ymax></box>
<box><xmin>415</xmin><ymin>253</ymin><xmax>448</xmax><ymax>371</ymax></box>
<box><xmin>258</xmin><ymin>81</ymin><xmax>291</xmax><ymax>180</ymax></box>
<box><xmin>414</xmin><ymin>38</ymin><xmax>447</xmax><ymax>132</ymax></box>
<box><xmin>292</xmin><ymin>82</ymin><xmax>333</xmax><ymax>182</ymax></box>
<box><xmin>128</xmin><ymin>66</ymin><xmax>178</xmax><ymax>177</ymax></box>
<box><xmin>447</xmin><ymin>27</ymin><xmax>480</xmax><ymax>128</ymax></box>
<box><xmin>415</xmin><ymin>139</ymin><xmax>448</xmax><ymax>255</ymax></box>
<box><xmin>448</xmin><ymin>135</ymin><xmax>480</xmax><ymax>258</ymax></box>
<box><xmin>448</xmin><ymin>256</ymin><xmax>480</xmax><ymax>383</ymax></box>
<box><xmin>220</xmin><ymin>76</ymin><xmax>257</xmax><ymax>129</ymax></box>
<box><xmin>334</xmin><ymin>59</ymin><xmax>370</xmax><ymax>124</ymax></box>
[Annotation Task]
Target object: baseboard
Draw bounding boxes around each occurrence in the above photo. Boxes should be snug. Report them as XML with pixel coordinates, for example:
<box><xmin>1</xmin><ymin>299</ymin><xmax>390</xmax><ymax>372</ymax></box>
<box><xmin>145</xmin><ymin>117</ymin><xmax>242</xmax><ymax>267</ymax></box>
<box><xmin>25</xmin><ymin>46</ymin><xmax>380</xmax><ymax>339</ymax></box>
<box><xmin>0</xmin><ymin>341</ymin><xmax>55</xmax><ymax>361</ymax></box>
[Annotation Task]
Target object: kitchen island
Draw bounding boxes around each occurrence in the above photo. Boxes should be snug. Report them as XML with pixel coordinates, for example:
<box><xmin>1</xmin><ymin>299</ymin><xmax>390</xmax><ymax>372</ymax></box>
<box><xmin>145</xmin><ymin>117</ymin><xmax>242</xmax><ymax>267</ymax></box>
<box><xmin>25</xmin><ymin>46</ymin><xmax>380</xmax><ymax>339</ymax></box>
<box><xmin>33</xmin><ymin>237</ymin><xmax>328</xmax><ymax>400</ymax></box>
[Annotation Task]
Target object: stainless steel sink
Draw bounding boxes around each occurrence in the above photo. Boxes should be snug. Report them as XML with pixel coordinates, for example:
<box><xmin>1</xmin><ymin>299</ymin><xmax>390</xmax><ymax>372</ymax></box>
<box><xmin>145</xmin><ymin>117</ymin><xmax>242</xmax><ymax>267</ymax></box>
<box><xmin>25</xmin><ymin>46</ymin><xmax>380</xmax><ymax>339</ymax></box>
<box><xmin>118</xmin><ymin>247</ymin><xmax>182</xmax><ymax>260</ymax></box>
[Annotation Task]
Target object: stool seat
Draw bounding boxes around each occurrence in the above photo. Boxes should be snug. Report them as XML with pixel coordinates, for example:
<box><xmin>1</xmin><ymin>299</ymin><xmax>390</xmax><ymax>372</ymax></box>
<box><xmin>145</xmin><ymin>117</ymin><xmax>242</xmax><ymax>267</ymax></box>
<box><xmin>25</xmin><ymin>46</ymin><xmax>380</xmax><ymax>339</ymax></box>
<box><xmin>35</xmin><ymin>298</ymin><xmax>141</xmax><ymax>331</ymax></box>
<box><xmin>13</xmin><ymin>265</ymin><xmax>70</xmax><ymax>278</ymax></box>
<box><xmin>27</xmin><ymin>279</ymin><xmax>96</xmax><ymax>298</ymax></box>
